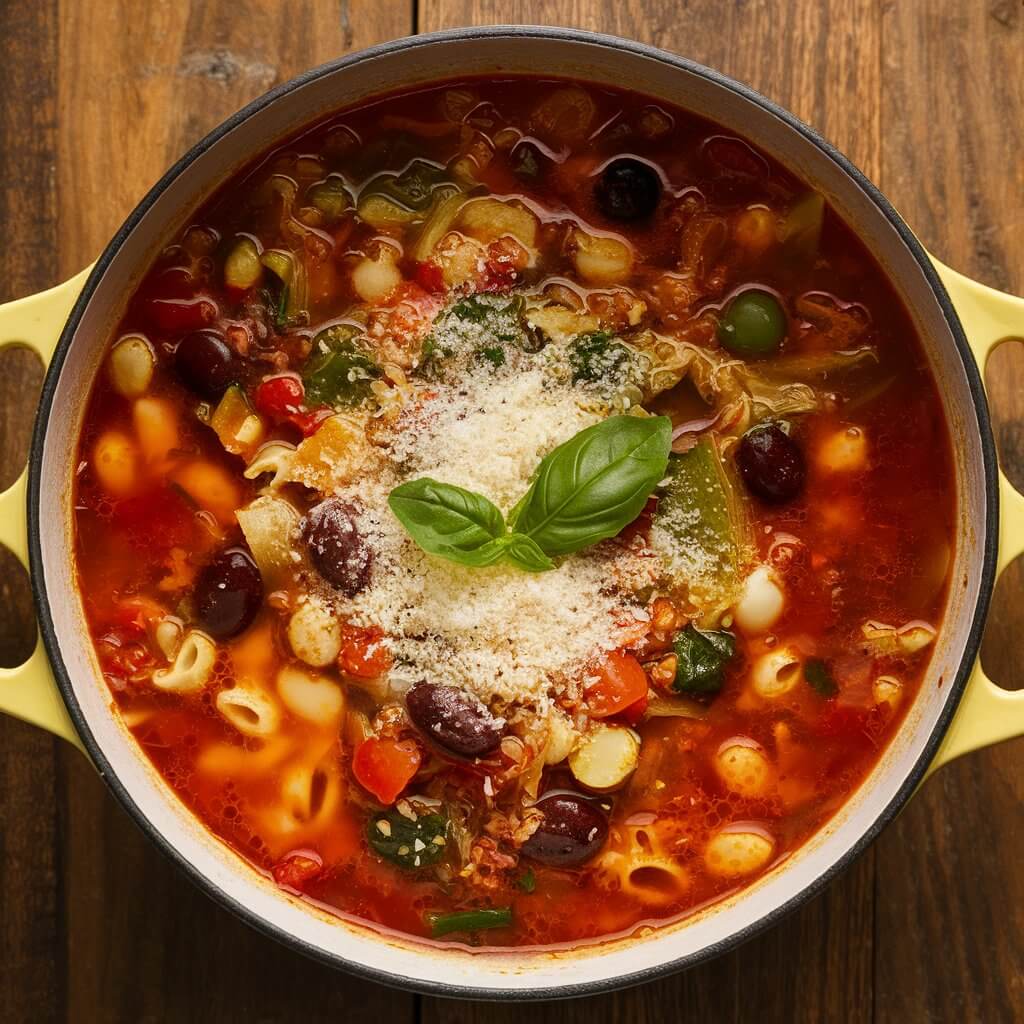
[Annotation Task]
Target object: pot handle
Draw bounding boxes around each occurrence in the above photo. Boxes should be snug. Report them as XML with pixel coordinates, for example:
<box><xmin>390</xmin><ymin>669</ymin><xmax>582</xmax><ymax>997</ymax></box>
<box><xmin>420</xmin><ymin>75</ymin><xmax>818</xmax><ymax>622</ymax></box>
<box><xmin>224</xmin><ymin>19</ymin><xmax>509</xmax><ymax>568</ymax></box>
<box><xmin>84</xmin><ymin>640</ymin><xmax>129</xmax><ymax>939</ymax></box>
<box><xmin>0</xmin><ymin>270</ymin><xmax>91</xmax><ymax>750</ymax></box>
<box><xmin>928</xmin><ymin>259</ymin><xmax>1024</xmax><ymax>773</ymax></box>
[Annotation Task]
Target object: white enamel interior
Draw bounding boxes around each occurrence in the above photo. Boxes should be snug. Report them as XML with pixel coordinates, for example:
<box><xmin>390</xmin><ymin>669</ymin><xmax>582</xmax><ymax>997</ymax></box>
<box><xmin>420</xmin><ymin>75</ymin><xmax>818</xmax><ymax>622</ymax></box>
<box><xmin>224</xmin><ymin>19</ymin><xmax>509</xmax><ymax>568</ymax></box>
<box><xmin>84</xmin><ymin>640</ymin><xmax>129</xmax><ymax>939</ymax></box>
<box><xmin>35</xmin><ymin>31</ymin><xmax>989</xmax><ymax>995</ymax></box>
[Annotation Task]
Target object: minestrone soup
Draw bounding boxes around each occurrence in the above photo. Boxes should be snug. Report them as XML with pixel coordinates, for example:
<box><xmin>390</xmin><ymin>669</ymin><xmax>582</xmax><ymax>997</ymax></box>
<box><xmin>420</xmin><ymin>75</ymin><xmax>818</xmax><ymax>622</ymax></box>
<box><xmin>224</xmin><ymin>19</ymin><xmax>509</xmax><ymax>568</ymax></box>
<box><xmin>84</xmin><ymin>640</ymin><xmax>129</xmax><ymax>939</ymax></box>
<box><xmin>74</xmin><ymin>77</ymin><xmax>955</xmax><ymax>948</ymax></box>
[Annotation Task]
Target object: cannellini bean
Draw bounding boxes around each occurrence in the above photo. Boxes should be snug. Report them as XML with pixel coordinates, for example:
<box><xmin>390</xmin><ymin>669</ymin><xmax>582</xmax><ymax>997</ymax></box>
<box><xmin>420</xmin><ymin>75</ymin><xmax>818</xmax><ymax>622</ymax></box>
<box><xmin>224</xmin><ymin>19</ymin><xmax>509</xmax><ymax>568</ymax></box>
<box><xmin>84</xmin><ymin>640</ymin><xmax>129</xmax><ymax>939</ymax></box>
<box><xmin>152</xmin><ymin>630</ymin><xmax>217</xmax><ymax>693</ymax></box>
<box><xmin>287</xmin><ymin>601</ymin><xmax>341</xmax><ymax>668</ymax></box>
<box><xmin>107</xmin><ymin>335</ymin><xmax>155</xmax><ymax>398</ymax></box>
<box><xmin>705</xmin><ymin>826</ymin><xmax>775</xmax><ymax>878</ymax></box>
<box><xmin>572</xmin><ymin>229</ymin><xmax>634</xmax><ymax>285</ymax></box>
<box><xmin>458</xmin><ymin>197</ymin><xmax>539</xmax><ymax>248</ymax></box>
<box><xmin>873</xmin><ymin>675</ymin><xmax>903</xmax><ymax>708</ymax></box>
<box><xmin>750</xmin><ymin>645</ymin><xmax>803</xmax><ymax>698</ymax></box>
<box><xmin>734</xmin><ymin>565</ymin><xmax>785</xmax><ymax>634</ymax></box>
<box><xmin>351</xmin><ymin>250</ymin><xmax>402</xmax><ymax>303</ymax></box>
<box><xmin>92</xmin><ymin>430</ymin><xmax>140</xmax><ymax>498</ymax></box>
<box><xmin>133</xmin><ymin>397</ymin><xmax>180</xmax><ymax>462</ymax></box>
<box><xmin>216</xmin><ymin>685</ymin><xmax>281</xmax><ymax>738</ymax></box>
<box><xmin>715</xmin><ymin>739</ymin><xmax>773</xmax><ymax>797</ymax></box>
<box><xmin>172</xmin><ymin>460</ymin><xmax>241</xmax><ymax>526</ymax></box>
<box><xmin>568</xmin><ymin>724</ymin><xmax>639</xmax><ymax>790</ymax></box>
<box><xmin>544</xmin><ymin>710</ymin><xmax>580</xmax><ymax>765</ymax></box>
<box><xmin>277</xmin><ymin>665</ymin><xmax>344</xmax><ymax>725</ymax></box>
<box><xmin>816</xmin><ymin>425</ymin><xmax>869</xmax><ymax>474</ymax></box>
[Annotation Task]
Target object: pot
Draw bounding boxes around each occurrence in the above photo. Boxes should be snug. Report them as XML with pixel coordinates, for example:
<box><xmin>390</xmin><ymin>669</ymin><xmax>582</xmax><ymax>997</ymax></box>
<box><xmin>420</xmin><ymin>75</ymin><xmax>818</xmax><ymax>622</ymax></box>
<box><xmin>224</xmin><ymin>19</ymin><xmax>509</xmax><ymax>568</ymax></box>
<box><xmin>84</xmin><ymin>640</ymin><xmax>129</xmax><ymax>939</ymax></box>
<box><xmin>0</xmin><ymin>26</ymin><xmax>1021</xmax><ymax>1000</ymax></box>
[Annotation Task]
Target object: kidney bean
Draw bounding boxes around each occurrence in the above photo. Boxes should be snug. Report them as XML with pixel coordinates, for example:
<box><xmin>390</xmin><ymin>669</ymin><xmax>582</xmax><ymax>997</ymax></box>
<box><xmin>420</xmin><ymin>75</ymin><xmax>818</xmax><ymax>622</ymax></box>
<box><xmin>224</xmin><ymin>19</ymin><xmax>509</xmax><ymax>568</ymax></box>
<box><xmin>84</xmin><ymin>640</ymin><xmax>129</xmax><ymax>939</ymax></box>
<box><xmin>194</xmin><ymin>547</ymin><xmax>263</xmax><ymax>638</ymax></box>
<box><xmin>405</xmin><ymin>682</ymin><xmax>505</xmax><ymax>758</ymax></box>
<box><xmin>736</xmin><ymin>422</ymin><xmax>806</xmax><ymax>504</ymax></box>
<box><xmin>521</xmin><ymin>794</ymin><xmax>609</xmax><ymax>866</ymax></box>
<box><xmin>174</xmin><ymin>330</ymin><xmax>238</xmax><ymax>398</ymax></box>
<box><xmin>301</xmin><ymin>498</ymin><xmax>372</xmax><ymax>596</ymax></box>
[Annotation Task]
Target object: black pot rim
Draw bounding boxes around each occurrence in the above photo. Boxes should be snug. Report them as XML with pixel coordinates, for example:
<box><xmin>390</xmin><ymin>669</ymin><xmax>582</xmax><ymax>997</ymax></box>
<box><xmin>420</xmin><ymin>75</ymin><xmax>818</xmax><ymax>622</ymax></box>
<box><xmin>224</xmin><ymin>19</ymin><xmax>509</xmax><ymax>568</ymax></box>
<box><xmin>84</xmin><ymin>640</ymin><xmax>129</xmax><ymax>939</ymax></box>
<box><xmin>26</xmin><ymin>24</ymin><xmax>999</xmax><ymax>1002</ymax></box>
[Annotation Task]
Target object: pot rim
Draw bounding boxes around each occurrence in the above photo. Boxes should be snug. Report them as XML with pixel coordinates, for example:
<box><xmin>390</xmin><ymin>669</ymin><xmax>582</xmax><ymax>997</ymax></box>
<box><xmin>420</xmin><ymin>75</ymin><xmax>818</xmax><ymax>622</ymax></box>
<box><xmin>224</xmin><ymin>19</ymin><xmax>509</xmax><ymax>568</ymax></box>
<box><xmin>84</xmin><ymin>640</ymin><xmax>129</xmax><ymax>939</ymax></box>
<box><xmin>26</xmin><ymin>24</ymin><xmax>999</xmax><ymax>1001</ymax></box>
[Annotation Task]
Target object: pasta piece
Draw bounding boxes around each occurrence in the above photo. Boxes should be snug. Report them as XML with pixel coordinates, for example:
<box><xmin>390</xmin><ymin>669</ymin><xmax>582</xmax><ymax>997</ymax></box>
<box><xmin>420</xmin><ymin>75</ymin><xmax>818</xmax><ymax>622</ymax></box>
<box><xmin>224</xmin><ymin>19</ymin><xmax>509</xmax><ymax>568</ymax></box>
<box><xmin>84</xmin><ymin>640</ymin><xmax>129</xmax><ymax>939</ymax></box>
<box><xmin>750</xmin><ymin>644</ymin><xmax>803</xmax><ymax>698</ymax></box>
<box><xmin>860</xmin><ymin>619</ymin><xmax>936</xmax><ymax>656</ymax></box>
<box><xmin>236</xmin><ymin>495</ymin><xmax>300</xmax><ymax>589</ymax></box>
<box><xmin>287</xmin><ymin>601</ymin><xmax>342</xmax><ymax>667</ymax></box>
<box><xmin>92</xmin><ymin>430</ymin><xmax>140</xmax><ymax>498</ymax></box>
<box><xmin>196</xmin><ymin>736</ymin><xmax>294</xmax><ymax>777</ymax></box>
<box><xmin>816</xmin><ymin>425</ymin><xmax>869</xmax><ymax>474</ymax></box>
<box><xmin>714</xmin><ymin>739</ymin><xmax>773</xmax><ymax>797</ymax></box>
<box><xmin>280</xmin><ymin>755</ymin><xmax>344</xmax><ymax>825</ymax></box>
<box><xmin>285</xmin><ymin>415</ymin><xmax>374</xmax><ymax>492</ymax></box>
<box><xmin>243</xmin><ymin>441</ymin><xmax>296</xmax><ymax>487</ymax></box>
<box><xmin>596</xmin><ymin>824</ymin><xmax>690</xmax><ymax>907</ymax></box>
<box><xmin>572</xmin><ymin>228</ymin><xmax>634</xmax><ymax>285</ymax></box>
<box><xmin>133</xmin><ymin>397</ymin><xmax>180</xmax><ymax>463</ymax></box>
<box><xmin>277</xmin><ymin>665</ymin><xmax>344</xmax><ymax>726</ymax></box>
<box><xmin>704</xmin><ymin>825</ymin><xmax>775</xmax><ymax>878</ymax></box>
<box><xmin>216</xmin><ymin>684</ymin><xmax>282</xmax><ymax>738</ymax></box>
<box><xmin>154</xmin><ymin>616</ymin><xmax>184</xmax><ymax>660</ymax></box>
<box><xmin>172</xmin><ymin>460</ymin><xmax>242</xmax><ymax>526</ymax></box>
<box><xmin>873</xmin><ymin>674</ymin><xmax>902</xmax><ymax>708</ymax></box>
<box><xmin>152</xmin><ymin>630</ymin><xmax>217</xmax><ymax>693</ymax></box>
<box><xmin>457</xmin><ymin>197</ymin><xmax>539</xmax><ymax>250</ymax></box>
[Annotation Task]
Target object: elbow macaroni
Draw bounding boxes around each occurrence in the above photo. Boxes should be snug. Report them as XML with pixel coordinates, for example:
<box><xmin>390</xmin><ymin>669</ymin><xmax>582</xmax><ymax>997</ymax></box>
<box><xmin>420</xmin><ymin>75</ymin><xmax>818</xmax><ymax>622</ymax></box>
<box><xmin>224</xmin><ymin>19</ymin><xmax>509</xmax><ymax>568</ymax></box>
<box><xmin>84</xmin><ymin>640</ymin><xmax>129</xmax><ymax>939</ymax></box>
<box><xmin>152</xmin><ymin>630</ymin><xmax>217</xmax><ymax>693</ymax></box>
<box><xmin>216</xmin><ymin>684</ymin><xmax>282</xmax><ymax>738</ymax></box>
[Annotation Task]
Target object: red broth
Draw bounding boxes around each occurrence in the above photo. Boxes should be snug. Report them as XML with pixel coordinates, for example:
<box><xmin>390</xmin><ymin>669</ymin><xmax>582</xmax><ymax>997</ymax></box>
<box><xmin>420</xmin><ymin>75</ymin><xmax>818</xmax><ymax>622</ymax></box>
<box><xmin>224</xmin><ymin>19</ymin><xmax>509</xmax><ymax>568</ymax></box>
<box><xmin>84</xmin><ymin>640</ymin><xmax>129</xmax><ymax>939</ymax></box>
<box><xmin>74</xmin><ymin>77</ymin><xmax>955</xmax><ymax>948</ymax></box>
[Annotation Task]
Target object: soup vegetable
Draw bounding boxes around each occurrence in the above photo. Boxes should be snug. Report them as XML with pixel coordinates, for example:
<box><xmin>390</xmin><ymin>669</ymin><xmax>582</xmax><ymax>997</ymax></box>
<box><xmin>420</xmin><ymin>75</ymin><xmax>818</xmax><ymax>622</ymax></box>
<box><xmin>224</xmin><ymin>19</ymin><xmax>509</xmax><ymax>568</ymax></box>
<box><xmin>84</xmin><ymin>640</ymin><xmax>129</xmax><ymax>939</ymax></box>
<box><xmin>75</xmin><ymin>78</ymin><xmax>955</xmax><ymax>948</ymax></box>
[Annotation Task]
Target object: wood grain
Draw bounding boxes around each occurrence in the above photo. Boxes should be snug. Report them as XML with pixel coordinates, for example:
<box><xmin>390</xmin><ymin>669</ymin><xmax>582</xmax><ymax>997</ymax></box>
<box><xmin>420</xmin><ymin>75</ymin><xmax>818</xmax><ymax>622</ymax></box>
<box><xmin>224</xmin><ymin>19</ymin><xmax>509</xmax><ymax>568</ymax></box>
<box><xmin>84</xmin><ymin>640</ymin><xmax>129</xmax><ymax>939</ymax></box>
<box><xmin>0</xmin><ymin>1</ymin><xmax>1021</xmax><ymax>1021</ymax></box>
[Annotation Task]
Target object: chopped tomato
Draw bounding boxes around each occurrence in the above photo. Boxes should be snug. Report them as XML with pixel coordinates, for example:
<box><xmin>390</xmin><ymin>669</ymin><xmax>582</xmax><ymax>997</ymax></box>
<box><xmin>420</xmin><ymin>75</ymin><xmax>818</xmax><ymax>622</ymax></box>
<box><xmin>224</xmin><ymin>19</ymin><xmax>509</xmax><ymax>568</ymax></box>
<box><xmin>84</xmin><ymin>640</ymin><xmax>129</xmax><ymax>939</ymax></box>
<box><xmin>254</xmin><ymin>374</ymin><xmax>305</xmax><ymax>418</ymax></box>
<box><xmin>289</xmin><ymin>406</ymin><xmax>333</xmax><ymax>437</ymax></box>
<box><xmin>413</xmin><ymin>260</ymin><xmax>445</xmax><ymax>295</ymax></box>
<box><xmin>586</xmin><ymin>650</ymin><xmax>649</xmax><ymax>718</ymax></box>
<box><xmin>615</xmin><ymin>690</ymin><xmax>649</xmax><ymax>728</ymax></box>
<box><xmin>145</xmin><ymin>295</ymin><xmax>219</xmax><ymax>332</ymax></box>
<box><xmin>353</xmin><ymin>737</ymin><xmax>421</xmax><ymax>804</ymax></box>
<box><xmin>339</xmin><ymin>624</ymin><xmax>392</xmax><ymax>678</ymax></box>
<box><xmin>272</xmin><ymin>850</ymin><xmax>324</xmax><ymax>893</ymax></box>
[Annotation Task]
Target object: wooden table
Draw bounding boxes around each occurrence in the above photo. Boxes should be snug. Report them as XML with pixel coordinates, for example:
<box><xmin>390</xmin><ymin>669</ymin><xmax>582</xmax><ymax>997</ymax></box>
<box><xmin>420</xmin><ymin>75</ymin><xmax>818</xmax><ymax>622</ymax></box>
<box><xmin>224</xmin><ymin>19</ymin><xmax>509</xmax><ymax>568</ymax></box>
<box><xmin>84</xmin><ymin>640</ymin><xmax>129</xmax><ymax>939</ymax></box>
<box><xmin>0</xmin><ymin>3</ymin><xmax>1021</xmax><ymax>1020</ymax></box>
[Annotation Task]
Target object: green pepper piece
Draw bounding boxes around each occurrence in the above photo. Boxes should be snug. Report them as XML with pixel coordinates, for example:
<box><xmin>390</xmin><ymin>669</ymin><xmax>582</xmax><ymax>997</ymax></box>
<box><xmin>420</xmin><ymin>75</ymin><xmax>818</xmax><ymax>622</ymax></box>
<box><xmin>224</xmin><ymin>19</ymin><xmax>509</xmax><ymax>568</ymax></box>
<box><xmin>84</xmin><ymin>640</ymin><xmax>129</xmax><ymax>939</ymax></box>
<box><xmin>717</xmin><ymin>290</ymin><xmax>787</xmax><ymax>357</ymax></box>
<box><xmin>306</xmin><ymin>174</ymin><xmax>351</xmax><ymax>222</ymax></box>
<box><xmin>367</xmin><ymin>807</ymin><xmax>448</xmax><ymax>870</ymax></box>
<box><xmin>672</xmin><ymin>623</ymin><xmax>736</xmax><ymax>694</ymax></box>
<box><xmin>303</xmin><ymin>325</ymin><xmax>380</xmax><ymax>407</ymax></box>
<box><xmin>427</xmin><ymin>907</ymin><xmax>513</xmax><ymax>938</ymax></box>
<box><xmin>804</xmin><ymin>658</ymin><xmax>838</xmax><ymax>697</ymax></box>
<box><xmin>651</xmin><ymin>438</ymin><xmax>749</xmax><ymax>608</ymax></box>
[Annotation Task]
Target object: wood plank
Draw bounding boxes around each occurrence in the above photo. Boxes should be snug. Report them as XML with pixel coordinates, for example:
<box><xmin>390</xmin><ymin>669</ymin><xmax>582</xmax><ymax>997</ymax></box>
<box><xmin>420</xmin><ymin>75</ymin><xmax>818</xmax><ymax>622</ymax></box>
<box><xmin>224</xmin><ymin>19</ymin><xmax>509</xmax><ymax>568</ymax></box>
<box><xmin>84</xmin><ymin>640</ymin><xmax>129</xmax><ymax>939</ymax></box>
<box><xmin>419</xmin><ymin>2</ymin><xmax>881</xmax><ymax>1019</ymax></box>
<box><xmin>0</xmin><ymin>0</ymin><xmax>62</xmax><ymax>1021</ymax></box>
<box><xmin>52</xmin><ymin>4</ymin><xmax>417</xmax><ymax>1021</ymax></box>
<box><xmin>876</xmin><ymin>1</ymin><xmax>1024</xmax><ymax>1021</ymax></box>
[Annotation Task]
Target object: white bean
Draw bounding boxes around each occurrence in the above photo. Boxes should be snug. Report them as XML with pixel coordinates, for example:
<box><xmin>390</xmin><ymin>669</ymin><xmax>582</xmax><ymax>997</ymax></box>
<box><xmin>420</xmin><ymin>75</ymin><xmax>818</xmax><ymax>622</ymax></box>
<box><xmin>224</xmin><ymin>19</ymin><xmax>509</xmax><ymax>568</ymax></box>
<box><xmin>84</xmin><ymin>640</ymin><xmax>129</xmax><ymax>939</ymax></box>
<box><xmin>351</xmin><ymin>250</ymin><xmax>402</xmax><ymax>303</ymax></box>
<box><xmin>734</xmin><ymin>565</ymin><xmax>785</xmax><ymax>634</ymax></box>
<box><xmin>287</xmin><ymin>601</ymin><xmax>341</xmax><ymax>667</ymax></box>
<box><xmin>816</xmin><ymin>425</ymin><xmax>869</xmax><ymax>474</ymax></box>
<box><xmin>572</xmin><ymin>229</ymin><xmax>634</xmax><ymax>285</ymax></box>
<box><xmin>107</xmin><ymin>335</ymin><xmax>155</xmax><ymax>398</ymax></box>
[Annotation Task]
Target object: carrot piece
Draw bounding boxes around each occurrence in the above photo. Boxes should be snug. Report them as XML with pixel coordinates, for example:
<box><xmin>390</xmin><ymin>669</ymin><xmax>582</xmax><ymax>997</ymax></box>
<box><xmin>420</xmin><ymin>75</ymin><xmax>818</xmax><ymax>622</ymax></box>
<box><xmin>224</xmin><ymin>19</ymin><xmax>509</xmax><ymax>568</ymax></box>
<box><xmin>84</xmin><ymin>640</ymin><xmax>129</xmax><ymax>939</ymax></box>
<box><xmin>585</xmin><ymin>650</ymin><xmax>649</xmax><ymax>718</ymax></box>
<box><xmin>353</xmin><ymin>738</ymin><xmax>421</xmax><ymax>804</ymax></box>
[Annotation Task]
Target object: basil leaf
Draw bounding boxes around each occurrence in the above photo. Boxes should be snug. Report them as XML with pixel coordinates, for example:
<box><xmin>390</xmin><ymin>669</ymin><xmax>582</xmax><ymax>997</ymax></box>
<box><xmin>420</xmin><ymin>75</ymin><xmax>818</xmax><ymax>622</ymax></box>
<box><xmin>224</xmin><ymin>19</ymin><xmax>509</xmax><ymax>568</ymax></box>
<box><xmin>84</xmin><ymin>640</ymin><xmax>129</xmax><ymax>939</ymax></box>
<box><xmin>511</xmin><ymin>415</ymin><xmax>672</xmax><ymax>556</ymax></box>
<box><xmin>673</xmin><ymin>624</ymin><xmax>736</xmax><ymax>694</ymax></box>
<box><xmin>388</xmin><ymin>478</ymin><xmax>507</xmax><ymax>565</ymax></box>
<box><xmin>303</xmin><ymin>325</ymin><xmax>380</xmax><ymax>407</ymax></box>
<box><xmin>503</xmin><ymin>533</ymin><xmax>556</xmax><ymax>573</ymax></box>
<box><xmin>804</xmin><ymin>658</ymin><xmax>838</xmax><ymax>697</ymax></box>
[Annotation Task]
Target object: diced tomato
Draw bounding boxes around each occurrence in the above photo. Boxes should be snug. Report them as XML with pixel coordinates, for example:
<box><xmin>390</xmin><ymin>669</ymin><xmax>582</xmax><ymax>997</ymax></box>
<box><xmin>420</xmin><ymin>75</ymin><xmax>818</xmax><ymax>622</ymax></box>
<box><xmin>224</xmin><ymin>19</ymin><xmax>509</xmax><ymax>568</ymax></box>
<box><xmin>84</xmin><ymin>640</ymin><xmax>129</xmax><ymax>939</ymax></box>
<box><xmin>272</xmin><ymin>850</ymin><xmax>324</xmax><ymax>893</ymax></box>
<box><xmin>615</xmin><ymin>690</ymin><xmax>649</xmax><ymax>728</ymax></box>
<box><xmin>145</xmin><ymin>295</ymin><xmax>219</xmax><ymax>332</ymax></box>
<box><xmin>413</xmin><ymin>260</ymin><xmax>446</xmax><ymax>295</ymax></box>
<box><xmin>586</xmin><ymin>650</ymin><xmax>650</xmax><ymax>718</ymax></box>
<box><xmin>353</xmin><ymin>737</ymin><xmax>421</xmax><ymax>804</ymax></box>
<box><xmin>479</xmin><ymin>242</ymin><xmax>521</xmax><ymax>293</ymax></box>
<box><xmin>338</xmin><ymin>624</ymin><xmax>393</xmax><ymax>679</ymax></box>
<box><xmin>289</xmin><ymin>405</ymin><xmax>333</xmax><ymax>437</ymax></box>
<box><xmin>254</xmin><ymin>374</ymin><xmax>305</xmax><ymax>418</ymax></box>
<box><xmin>96</xmin><ymin>626</ymin><xmax>156</xmax><ymax>686</ymax></box>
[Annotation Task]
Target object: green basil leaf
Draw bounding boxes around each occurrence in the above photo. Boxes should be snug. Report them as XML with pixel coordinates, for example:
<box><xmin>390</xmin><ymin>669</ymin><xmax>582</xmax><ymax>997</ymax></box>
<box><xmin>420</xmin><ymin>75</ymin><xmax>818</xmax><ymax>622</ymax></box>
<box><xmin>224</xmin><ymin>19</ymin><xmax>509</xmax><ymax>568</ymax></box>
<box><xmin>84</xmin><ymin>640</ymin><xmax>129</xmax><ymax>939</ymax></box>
<box><xmin>388</xmin><ymin>478</ymin><xmax>506</xmax><ymax>566</ymax></box>
<box><xmin>367</xmin><ymin>808</ymin><xmax>448</xmax><ymax>869</ymax></box>
<box><xmin>672</xmin><ymin>624</ymin><xmax>736</xmax><ymax>694</ymax></box>
<box><xmin>804</xmin><ymin>658</ymin><xmax>838</xmax><ymax>697</ymax></box>
<box><xmin>502</xmin><ymin>533</ymin><xmax>556</xmax><ymax>573</ymax></box>
<box><xmin>511</xmin><ymin>415</ymin><xmax>672</xmax><ymax>556</ymax></box>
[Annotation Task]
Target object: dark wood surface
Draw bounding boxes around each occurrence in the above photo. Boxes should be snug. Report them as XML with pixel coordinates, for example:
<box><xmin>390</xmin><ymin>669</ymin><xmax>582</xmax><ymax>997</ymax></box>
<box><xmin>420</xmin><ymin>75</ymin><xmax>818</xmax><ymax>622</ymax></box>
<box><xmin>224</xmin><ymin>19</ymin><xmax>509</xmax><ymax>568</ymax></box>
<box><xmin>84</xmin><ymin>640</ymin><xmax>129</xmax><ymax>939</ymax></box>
<box><xmin>0</xmin><ymin>3</ymin><xmax>1020</xmax><ymax>1021</ymax></box>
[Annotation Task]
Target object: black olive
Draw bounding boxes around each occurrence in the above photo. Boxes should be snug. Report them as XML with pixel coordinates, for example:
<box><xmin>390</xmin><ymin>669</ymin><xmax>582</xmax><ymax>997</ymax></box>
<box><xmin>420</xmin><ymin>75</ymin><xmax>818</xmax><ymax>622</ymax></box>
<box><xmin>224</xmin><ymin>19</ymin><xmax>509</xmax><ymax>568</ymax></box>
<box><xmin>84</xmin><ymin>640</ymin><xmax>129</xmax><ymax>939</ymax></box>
<box><xmin>736</xmin><ymin>422</ymin><xmax>806</xmax><ymax>503</ymax></box>
<box><xmin>521</xmin><ymin>794</ymin><xmax>609</xmax><ymax>866</ymax></box>
<box><xmin>406</xmin><ymin>682</ymin><xmax>506</xmax><ymax>757</ymax></box>
<box><xmin>174</xmin><ymin>330</ymin><xmax>238</xmax><ymax>398</ymax></box>
<box><xmin>301</xmin><ymin>498</ymin><xmax>372</xmax><ymax>596</ymax></box>
<box><xmin>194</xmin><ymin>547</ymin><xmax>263</xmax><ymax>638</ymax></box>
<box><xmin>594</xmin><ymin>157</ymin><xmax>662</xmax><ymax>221</ymax></box>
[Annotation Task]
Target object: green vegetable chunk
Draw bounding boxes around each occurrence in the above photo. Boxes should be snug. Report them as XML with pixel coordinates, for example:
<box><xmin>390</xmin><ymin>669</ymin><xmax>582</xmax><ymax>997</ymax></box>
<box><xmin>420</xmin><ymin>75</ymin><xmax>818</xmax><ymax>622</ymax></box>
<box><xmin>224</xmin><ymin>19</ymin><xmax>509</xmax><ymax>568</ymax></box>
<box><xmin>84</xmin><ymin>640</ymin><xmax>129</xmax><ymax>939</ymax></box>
<box><xmin>717</xmin><ymin>290</ymin><xmax>787</xmax><ymax>357</ymax></box>
<box><xmin>517</xmin><ymin>868</ymin><xmax>536</xmax><ymax>893</ymax></box>
<box><xmin>804</xmin><ymin>658</ymin><xmax>838</xmax><ymax>697</ymax></box>
<box><xmin>367</xmin><ymin>807</ymin><xmax>449</xmax><ymax>870</ymax></box>
<box><xmin>427</xmin><ymin>907</ymin><xmax>513</xmax><ymax>938</ymax></box>
<box><xmin>569</xmin><ymin>331</ymin><xmax>632</xmax><ymax>385</ymax></box>
<box><xmin>306</xmin><ymin>174</ymin><xmax>351</xmax><ymax>222</ymax></box>
<box><xmin>673</xmin><ymin>624</ymin><xmax>736</xmax><ymax>694</ymax></box>
<box><xmin>651</xmin><ymin>438</ymin><xmax>749</xmax><ymax>609</ymax></box>
<box><xmin>511</xmin><ymin>415</ymin><xmax>672</xmax><ymax>557</ymax></box>
<box><xmin>303</xmin><ymin>325</ymin><xmax>380</xmax><ymax>407</ymax></box>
